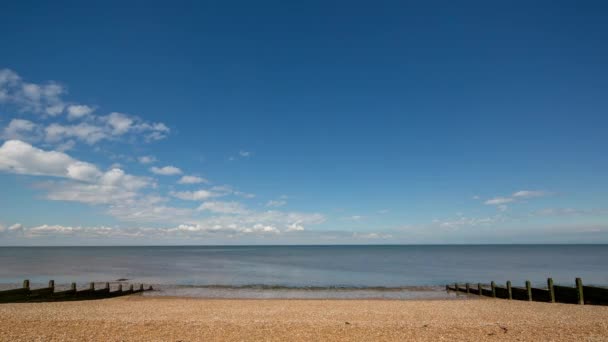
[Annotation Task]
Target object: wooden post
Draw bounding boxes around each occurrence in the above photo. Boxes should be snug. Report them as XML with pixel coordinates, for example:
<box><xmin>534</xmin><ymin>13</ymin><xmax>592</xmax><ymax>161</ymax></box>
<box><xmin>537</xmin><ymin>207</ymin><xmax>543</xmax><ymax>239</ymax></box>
<box><xmin>446</xmin><ymin>284</ymin><xmax>449</xmax><ymax>292</ymax></box>
<box><xmin>89</xmin><ymin>282</ymin><xmax>95</xmax><ymax>291</ymax></box>
<box><xmin>49</xmin><ymin>280</ymin><xmax>55</xmax><ymax>291</ymax></box>
<box><xmin>71</xmin><ymin>282</ymin><xmax>77</xmax><ymax>291</ymax></box>
<box><xmin>23</xmin><ymin>279</ymin><xmax>30</xmax><ymax>290</ymax></box>
<box><xmin>129</xmin><ymin>284</ymin><xmax>133</xmax><ymax>292</ymax></box>
<box><xmin>506</xmin><ymin>281</ymin><xmax>512</xmax><ymax>300</ymax></box>
<box><xmin>491</xmin><ymin>281</ymin><xmax>496</xmax><ymax>298</ymax></box>
<box><xmin>478</xmin><ymin>283</ymin><xmax>482</xmax><ymax>296</ymax></box>
<box><xmin>547</xmin><ymin>278</ymin><xmax>555</xmax><ymax>303</ymax></box>
<box><xmin>465</xmin><ymin>283</ymin><xmax>470</xmax><ymax>294</ymax></box>
<box><xmin>454</xmin><ymin>283</ymin><xmax>459</xmax><ymax>294</ymax></box>
<box><xmin>576</xmin><ymin>278</ymin><xmax>584</xmax><ymax>305</ymax></box>
<box><xmin>526</xmin><ymin>280</ymin><xmax>532</xmax><ymax>301</ymax></box>
<box><xmin>118</xmin><ymin>284</ymin><xmax>123</xmax><ymax>292</ymax></box>
<box><xmin>139</xmin><ymin>284</ymin><xmax>143</xmax><ymax>291</ymax></box>
<box><xmin>105</xmin><ymin>282</ymin><xmax>110</xmax><ymax>290</ymax></box>
<box><xmin>148</xmin><ymin>285</ymin><xmax>153</xmax><ymax>291</ymax></box>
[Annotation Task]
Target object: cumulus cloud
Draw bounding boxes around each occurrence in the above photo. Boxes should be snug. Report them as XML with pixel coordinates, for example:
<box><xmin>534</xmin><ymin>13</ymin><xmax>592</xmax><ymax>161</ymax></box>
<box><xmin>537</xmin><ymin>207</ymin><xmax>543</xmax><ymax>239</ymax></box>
<box><xmin>197</xmin><ymin>201</ymin><xmax>249</xmax><ymax>214</ymax></box>
<box><xmin>150</xmin><ymin>165</ymin><xmax>182</xmax><ymax>175</ymax></box>
<box><xmin>0</xmin><ymin>69</ymin><xmax>66</xmax><ymax>116</ymax></box>
<box><xmin>0</xmin><ymin>140</ymin><xmax>151</xmax><ymax>205</ymax></box>
<box><xmin>45</xmin><ymin>122</ymin><xmax>108</xmax><ymax>144</ymax></box>
<box><xmin>66</xmin><ymin>104</ymin><xmax>94</xmax><ymax>120</ymax></box>
<box><xmin>0</xmin><ymin>139</ymin><xmax>91</xmax><ymax>178</ymax></box>
<box><xmin>178</xmin><ymin>175</ymin><xmax>208</xmax><ymax>184</ymax></box>
<box><xmin>0</xmin><ymin>69</ymin><xmax>170</xmax><ymax>146</ymax></box>
<box><xmin>1</xmin><ymin>119</ymin><xmax>42</xmax><ymax>141</ymax></box>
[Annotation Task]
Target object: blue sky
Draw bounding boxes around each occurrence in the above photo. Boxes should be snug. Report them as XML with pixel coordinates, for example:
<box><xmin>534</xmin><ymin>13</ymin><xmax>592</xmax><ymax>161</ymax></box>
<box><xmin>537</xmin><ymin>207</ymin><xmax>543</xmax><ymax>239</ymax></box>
<box><xmin>1</xmin><ymin>0</ymin><xmax>607</xmax><ymax>245</ymax></box>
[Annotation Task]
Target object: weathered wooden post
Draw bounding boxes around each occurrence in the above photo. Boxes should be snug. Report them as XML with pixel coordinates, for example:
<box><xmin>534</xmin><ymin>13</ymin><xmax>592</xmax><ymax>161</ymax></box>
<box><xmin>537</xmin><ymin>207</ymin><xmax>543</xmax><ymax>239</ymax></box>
<box><xmin>506</xmin><ymin>281</ymin><xmax>512</xmax><ymax>300</ymax></box>
<box><xmin>491</xmin><ymin>281</ymin><xmax>496</xmax><ymax>298</ymax></box>
<box><xmin>49</xmin><ymin>280</ymin><xmax>55</xmax><ymax>291</ymax></box>
<box><xmin>129</xmin><ymin>284</ymin><xmax>133</xmax><ymax>292</ymax></box>
<box><xmin>148</xmin><ymin>285</ymin><xmax>153</xmax><ymax>291</ymax></box>
<box><xmin>105</xmin><ymin>282</ymin><xmax>110</xmax><ymax>290</ymax></box>
<box><xmin>547</xmin><ymin>278</ymin><xmax>555</xmax><ymax>303</ymax></box>
<box><xmin>23</xmin><ymin>279</ymin><xmax>30</xmax><ymax>290</ymax></box>
<box><xmin>118</xmin><ymin>284</ymin><xmax>123</xmax><ymax>292</ymax></box>
<box><xmin>454</xmin><ymin>283</ymin><xmax>459</xmax><ymax>294</ymax></box>
<box><xmin>139</xmin><ymin>284</ymin><xmax>144</xmax><ymax>291</ymax></box>
<box><xmin>89</xmin><ymin>282</ymin><xmax>95</xmax><ymax>291</ymax></box>
<box><xmin>465</xmin><ymin>283</ymin><xmax>470</xmax><ymax>294</ymax></box>
<box><xmin>445</xmin><ymin>284</ymin><xmax>449</xmax><ymax>292</ymax></box>
<box><xmin>71</xmin><ymin>282</ymin><xmax>77</xmax><ymax>292</ymax></box>
<box><xmin>526</xmin><ymin>280</ymin><xmax>532</xmax><ymax>301</ymax></box>
<box><xmin>576</xmin><ymin>278</ymin><xmax>584</xmax><ymax>305</ymax></box>
<box><xmin>478</xmin><ymin>283</ymin><xmax>482</xmax><ymax>296</ymax></box>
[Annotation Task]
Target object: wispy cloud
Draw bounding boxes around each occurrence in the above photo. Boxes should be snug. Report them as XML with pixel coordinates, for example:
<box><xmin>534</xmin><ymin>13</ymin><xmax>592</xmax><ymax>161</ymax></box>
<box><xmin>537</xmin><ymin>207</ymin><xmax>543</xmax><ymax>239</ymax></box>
<box><xmin>150</xmin><ymin>165</ymin><xmax>182</xmax><ymax>176</ymax></box>
<box><xmin>483</xmin><ymin>189</ymin><xmax>550</xmax><ymax>210</ymax></box>
<box><xmin>178</xmin><ymin>175</ymin><xmax>208</xmax><ymax>184</ymax></box>
<box><xmin>138</xmin><ymin>155</ymin><xmax>157</xmax><ymax>164</ymax></box>
<box><xmin>266</xmin><ymin>199</ymin><xmax>287</xmax><ymax>207</ymax></box>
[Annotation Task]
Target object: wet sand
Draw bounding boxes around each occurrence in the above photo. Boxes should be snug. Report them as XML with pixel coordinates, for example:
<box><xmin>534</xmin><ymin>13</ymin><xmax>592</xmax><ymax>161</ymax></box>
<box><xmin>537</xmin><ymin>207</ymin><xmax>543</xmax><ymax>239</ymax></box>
<box><xmin>1</xmin><ymin>296</ymin><xmax>607</xmax><ymax>341</ymax></box>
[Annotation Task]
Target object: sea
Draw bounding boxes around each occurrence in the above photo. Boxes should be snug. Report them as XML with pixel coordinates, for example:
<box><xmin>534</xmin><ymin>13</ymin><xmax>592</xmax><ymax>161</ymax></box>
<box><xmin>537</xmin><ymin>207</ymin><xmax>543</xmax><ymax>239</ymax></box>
<box><xmin>1</xmin><ymin>245</ymin><xmax>606</xmax><ymax>299</ymax></box>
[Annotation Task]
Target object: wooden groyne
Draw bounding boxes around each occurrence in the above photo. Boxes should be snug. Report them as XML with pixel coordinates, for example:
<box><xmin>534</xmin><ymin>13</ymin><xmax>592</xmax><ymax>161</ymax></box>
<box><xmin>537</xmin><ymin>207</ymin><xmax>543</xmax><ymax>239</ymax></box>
<box><xmin>447</xmin><ymin>278</ymin><xmax>608</xmax><ymax>306</ymax></box>
<box><xmin>0</xmin><ymin>280</ymin><xmax>153</xmax><ymax>303</ymax></box>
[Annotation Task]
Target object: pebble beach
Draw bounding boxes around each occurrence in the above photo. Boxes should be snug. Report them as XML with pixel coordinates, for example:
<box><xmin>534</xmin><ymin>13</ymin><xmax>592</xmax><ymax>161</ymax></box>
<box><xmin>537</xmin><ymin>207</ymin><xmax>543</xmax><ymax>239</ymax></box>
<box><xmin>1</xmin><ymin>296</ymin><xmax>607</xmax><ymax>341</ymax></box>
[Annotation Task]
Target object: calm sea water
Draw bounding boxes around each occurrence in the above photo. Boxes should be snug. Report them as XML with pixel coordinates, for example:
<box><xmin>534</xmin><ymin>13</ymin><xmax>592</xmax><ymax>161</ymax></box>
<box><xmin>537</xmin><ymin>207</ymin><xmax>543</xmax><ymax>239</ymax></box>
<box><xmin>0</xmin><ymin>245</ymin><xmax>606</xmax><ymax>299</ymax></box>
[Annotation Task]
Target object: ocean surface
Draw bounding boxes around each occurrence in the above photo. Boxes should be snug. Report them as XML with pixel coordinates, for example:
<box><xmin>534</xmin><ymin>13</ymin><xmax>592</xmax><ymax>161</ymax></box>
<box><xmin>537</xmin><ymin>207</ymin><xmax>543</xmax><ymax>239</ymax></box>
<box><xmin>0</xmin><ymin>245</ymin><xmax>606</xmax><ymax>299</ymax></box>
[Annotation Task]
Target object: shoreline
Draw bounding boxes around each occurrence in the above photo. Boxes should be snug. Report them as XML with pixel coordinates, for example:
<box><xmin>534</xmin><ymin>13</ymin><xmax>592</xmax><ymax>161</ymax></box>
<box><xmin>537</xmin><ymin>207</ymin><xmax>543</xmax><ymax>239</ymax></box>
<box><xmin>1</xmin><ymin>296</ymin><xmax>607</xmax><ymax>341</ymax></box>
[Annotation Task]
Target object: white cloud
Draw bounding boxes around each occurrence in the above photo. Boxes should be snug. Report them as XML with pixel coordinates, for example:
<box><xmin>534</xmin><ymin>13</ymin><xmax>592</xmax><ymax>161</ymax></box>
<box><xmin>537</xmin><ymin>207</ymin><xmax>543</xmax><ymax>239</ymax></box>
<box><xmin>45</xmin><ymin>122</ymin><xmax>108</xmax><ymax>144</ymax></box>
<box><xmin>178</xmin><ymin>175</ymin><xmax>208</xmax><ymax>184</ymax></box>
<box><xmin>353</xmin><ymin>232</ymin><xmax>393</xmax><ymax>239</ymax></box>
<box><xmin>484</xmin><ymin>197</ymin><xmax>514</xmax><ymax>205</ymax></box>
<box><xmin>0</xmin><ymin>69</ymin><xmax>66</xmax><ymax>116</ymax></box>
<box><xmin>138</xmin><ymin>155</ymin><xmax>157</xmax><ymax>164</ymax></box>
<box><xmin>239</xmin><ymin>150</ymin><xmax>251</xmax><ymax>157</ymax></box>
<box><xmin>1</xmin><ymin>119</ymin><xmax>41</xmax><ymax>141</ymax></box>
<box><xmin>210</xmin><ymin>185</ymin><xmax>255</xmax><ymax>199</ymax></box>
<box><xmin>197</xmin><ymin>201</ymin><xmax>249</xmax><ymax>214</ymax></box>
<box><xmin>170</xmin><ymin>190</ymin><xmax>217</xmax><ymax>201</ymax></box>
<box><xmin>345</xmin><ymin>215</ymin><xmax>364</xmax><ymax>221</ymax></box>
<box><xmin>66</xmin><ymin>104</ymin><xmax>94</xmax><ymax>120</ymax></box>
<box><xmin>150</xmin><ymin>165</ymin><xmax>182</xmax><ymax>175</ymax></box>
<box><xmin>8</xmin><ymin>223</ymin><xmax>23</xmax><ymax>232</ymax></box>
<box><xmin>483</xmin><ymin>189</ymin><xmax>549</xmax><ymax>210</ymax></box>
<box><xmin>0</xmin><ymin>140</ymin><xmax>151</xmax><ymax>205</ymax></box>
<box><xmin>512</xmin><ymin>190</ymin><xmax>548</xmax><ymax>199</ymax></box>
<box><xmin>0</xmin><ymin>139</ymin><xmax>90</xmax><ymax>178</ymax></box>
<box><xmin>105</xmin><ymin>112</ymin><xmax>134</xmax><ymax>135</ymax></box>
<box><xmin>266</xmin><ymin>200</ymin><xmax>286</xmax><ymax>207</ymax></box>
<box><xmin>433</xmin><ymin>215</ymin><xmax>498</xmax><ymax>229</ymax></box>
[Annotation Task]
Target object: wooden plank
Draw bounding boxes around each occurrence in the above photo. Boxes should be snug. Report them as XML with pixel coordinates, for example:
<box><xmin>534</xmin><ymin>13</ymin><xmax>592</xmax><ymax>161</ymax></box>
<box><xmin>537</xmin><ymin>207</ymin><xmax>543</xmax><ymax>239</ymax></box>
<box><xmin>531</xmin><ymin>287</ymin><xmax>551</xmax><ymax>302</ymax></box>
<box><xmin>511</xmin><ymin>287</ymin><xmax>529</xmax><ymax>301</ymax></box>
<box><xmin>583</xmin><ymin>286</ymin><xmax>608</xmax><ymax>305</ymax></box>
<box><xmin>494</xmin><ymin>286</ymin><xmax>509</xmax><ymax>299</ymax></box>
<box><xmin>554</xmin><ymin>285</ymin><xmax>578</xmax><ymax>304</ymax></box>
